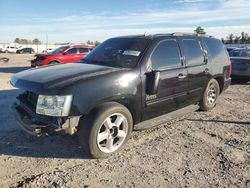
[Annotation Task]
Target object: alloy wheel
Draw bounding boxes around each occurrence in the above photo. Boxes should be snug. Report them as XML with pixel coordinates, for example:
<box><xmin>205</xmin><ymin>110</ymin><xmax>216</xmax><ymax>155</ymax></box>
<box><xmin>97</xmin><ymin>113</ymin><xmax>128</xmax><ymax>153</ymax></box>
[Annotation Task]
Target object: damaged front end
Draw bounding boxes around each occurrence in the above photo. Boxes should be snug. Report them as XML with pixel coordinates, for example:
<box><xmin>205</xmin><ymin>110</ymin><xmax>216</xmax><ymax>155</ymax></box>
<box><xmin>12</xmin><ymin>91</ymin><xmax>81</xmax><ymax>136</ymax></box>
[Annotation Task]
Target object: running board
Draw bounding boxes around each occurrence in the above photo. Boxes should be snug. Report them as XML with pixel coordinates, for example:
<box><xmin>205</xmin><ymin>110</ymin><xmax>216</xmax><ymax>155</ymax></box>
<box><xmin>134</xmin><ymin>104</ymin><xmax>200</xmax><ymax>130</ymax></box>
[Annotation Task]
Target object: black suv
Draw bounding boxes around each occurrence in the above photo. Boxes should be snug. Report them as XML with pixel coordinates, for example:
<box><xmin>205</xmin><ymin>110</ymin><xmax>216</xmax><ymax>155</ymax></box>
<box><xmin>11</xmin><ymin>33</ymin><xmax>231</xmax><ymax>158</ymax></box>
<box><xmin>16</xmin><ymin>48</ymin><xmax>35</xmax><ymax>54</ymax></box>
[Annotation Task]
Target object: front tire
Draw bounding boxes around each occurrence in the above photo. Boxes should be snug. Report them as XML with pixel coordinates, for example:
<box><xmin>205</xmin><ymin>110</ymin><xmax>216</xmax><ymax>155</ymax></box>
<box><xmin>78</xmin><ymin>102</ymin><xmax>133</xmax><ymax>158</ymax></box>
<box><xmin>200</xmin><ymin>78</ymin><xmax>220</xmax><ymax>111</ymax></box>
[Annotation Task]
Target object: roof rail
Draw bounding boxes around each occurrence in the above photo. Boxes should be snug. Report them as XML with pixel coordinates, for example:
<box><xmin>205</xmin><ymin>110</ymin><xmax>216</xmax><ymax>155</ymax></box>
<box><xmin>171</xmin><ymin>32</ymin><xmax>198</xmax><ymax>36</ymax></box>
<box><xmin>171</xmin><ymin>32</ymin><xmax>214</xmax><ymax>38</ymax></box>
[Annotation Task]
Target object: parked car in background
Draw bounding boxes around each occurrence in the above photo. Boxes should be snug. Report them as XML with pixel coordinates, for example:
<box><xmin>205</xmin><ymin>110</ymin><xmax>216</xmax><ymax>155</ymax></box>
<box><xmin>3</xmin><ymin>46</ymin><xmax>19</xmax><ymax>53</ymax></box>
<box><xmin>42</xmin><ymin>48</ymin><xmax>54</xmax><ymax>54</ymax></box>
<box><xmin>229</xmin><ymin>48</ymin><xmax>250</xmax><ymax>79</ymax></box>
<box><xmin>31</xmin><ymin>45</ymin><xmax>94</xmax><ymax>67</ymax></box>
<box><xmin>16</xmin><ymin>48</ymin><xmax>35</xmax><ymax>54</ymax></box>
<box><xmin>12</xmin><ymin>33</ymin><xmax>231</xmax><ymax>158</ymax></box>
<box><xmin>226</xmin><ymin>47</ymin><xmax>237</xmax><ymax>53</ymax></box>
<box><xmin>0</xmin><ymin>47</ymin><xmax>3</xmax><ymax>53</ymax></box>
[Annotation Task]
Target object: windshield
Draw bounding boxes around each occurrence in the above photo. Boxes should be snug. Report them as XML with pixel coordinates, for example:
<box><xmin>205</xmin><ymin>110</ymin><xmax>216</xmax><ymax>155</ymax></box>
<box><xmin>81</xmin><ymin>37</ymin><xmax>150</xmax><ymax>68</ymax></box>
<box><xmin>49</xmin><ymin>46</ymin><xmax>67</xmax><ymax>54</ymax></box>
<box><xmin>229</xmin><ymin>49</ymin><xmax>250</xmax><ymax>57</ymax></box>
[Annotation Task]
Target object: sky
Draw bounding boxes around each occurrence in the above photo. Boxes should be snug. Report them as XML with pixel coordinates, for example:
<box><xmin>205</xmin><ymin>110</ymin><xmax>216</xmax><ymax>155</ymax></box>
<box><xmin>0</xmin><ymin>0</ymin><xmax>250</xmax><ymax>43</ymax></box>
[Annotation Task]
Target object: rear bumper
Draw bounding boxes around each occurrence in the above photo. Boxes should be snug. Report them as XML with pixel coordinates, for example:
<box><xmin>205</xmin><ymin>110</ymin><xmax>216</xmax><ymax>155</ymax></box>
<box><xmin>12</xmin><ymin>102</ymin><xmax>81</xmax><ymax>136</ymax></box>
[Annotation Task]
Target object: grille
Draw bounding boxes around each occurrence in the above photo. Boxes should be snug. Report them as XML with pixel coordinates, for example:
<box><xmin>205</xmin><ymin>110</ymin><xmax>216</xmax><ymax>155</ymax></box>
<box><xmin>26</xmin><ymin>91</ymin><xmax>39</xmax><ymax>107</ymax></box>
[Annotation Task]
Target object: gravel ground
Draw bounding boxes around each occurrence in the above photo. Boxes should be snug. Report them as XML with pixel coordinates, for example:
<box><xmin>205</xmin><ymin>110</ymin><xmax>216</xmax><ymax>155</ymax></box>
<box><xmin>0</xmin><ymin>54</ymin><xmax>249</xmax><ymax>188</ymax></box>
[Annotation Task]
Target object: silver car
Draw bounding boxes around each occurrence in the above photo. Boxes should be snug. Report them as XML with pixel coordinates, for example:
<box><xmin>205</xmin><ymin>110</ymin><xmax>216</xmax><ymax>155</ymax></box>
<box><xmin>229</xmin><ymin>48</ymin><xmax>250</xmax><ymax>78</ymax></box>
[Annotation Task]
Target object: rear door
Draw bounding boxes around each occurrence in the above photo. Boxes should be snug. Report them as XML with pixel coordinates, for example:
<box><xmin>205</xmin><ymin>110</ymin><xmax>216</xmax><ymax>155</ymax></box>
<box><xmin>178</xmin><ymin>37</ymin><xmax>209</xmax><ymax>104</ymax></box>
<box><xmin>142</xmin><ymin>38</ymin><xmax>189</xmax><ymax>120</ymax></box>
<box><xmin>78</xmin><ymin>47</ymin><xmax>90</xmax><ymax>59</ymax></box>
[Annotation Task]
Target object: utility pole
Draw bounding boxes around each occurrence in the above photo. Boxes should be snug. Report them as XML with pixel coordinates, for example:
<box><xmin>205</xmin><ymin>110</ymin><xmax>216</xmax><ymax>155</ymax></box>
<box><xmin>46</xmin><ymin>33</ymin><xmax>48</xmax><ymax>50</ymax></box>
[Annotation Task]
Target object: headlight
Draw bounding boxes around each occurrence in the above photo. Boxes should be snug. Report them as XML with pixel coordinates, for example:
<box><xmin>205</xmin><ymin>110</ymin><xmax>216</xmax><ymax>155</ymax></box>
<box><xmin>36</xmin><ymin>95</ymin><xmax>72</xmax><ymax>117</ymax></box>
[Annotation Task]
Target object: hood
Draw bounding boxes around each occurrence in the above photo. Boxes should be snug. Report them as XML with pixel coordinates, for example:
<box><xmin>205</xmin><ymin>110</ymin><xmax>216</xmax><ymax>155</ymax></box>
<box><xmin>11</xmin><ymin>63</ymin><xmax>121</xmax><ymax>94</ymax></box>
<box><xmin>35</xmin><ymin>53</ymin><xmax>52</xmax><ymax>57</ymax></box>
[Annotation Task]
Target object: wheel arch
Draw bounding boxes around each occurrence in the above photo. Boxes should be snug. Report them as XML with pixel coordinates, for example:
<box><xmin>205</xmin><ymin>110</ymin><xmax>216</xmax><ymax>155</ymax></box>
<box><xmin>83</xmin><ymin>98</ymin><xmax>138</xmax><ymax>126</ymax></box>
<box><xmin>213</xmin><ymin>76</ymin><xmax>224</xmax><ymax>94</ymax></box>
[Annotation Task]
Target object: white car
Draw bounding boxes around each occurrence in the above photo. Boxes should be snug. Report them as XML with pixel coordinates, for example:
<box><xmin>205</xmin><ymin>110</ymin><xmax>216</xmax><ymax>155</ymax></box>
<box><xmin>42</xmin><ymin>48</ymin><xmax>54</xmax><ymax>54</ymax></box>
<box><xmin>3</xmin><ymin>46</ymin><xmax>19</xmax><ymax>53</ymax></box>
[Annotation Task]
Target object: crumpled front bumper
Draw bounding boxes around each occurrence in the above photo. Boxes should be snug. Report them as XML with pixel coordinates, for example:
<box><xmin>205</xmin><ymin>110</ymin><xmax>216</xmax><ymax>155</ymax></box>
<box><xmin>12</xmin><ymin>102</ymin><xmax>81</xmax><ymax>136</ymax></box>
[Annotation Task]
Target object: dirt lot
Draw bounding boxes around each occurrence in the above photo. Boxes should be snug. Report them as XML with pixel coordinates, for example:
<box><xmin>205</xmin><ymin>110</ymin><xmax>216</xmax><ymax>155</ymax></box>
<box><xmin>0</xmin><ymin>54</ymin><xmax>249</xmax><ymax>188</ymax></box>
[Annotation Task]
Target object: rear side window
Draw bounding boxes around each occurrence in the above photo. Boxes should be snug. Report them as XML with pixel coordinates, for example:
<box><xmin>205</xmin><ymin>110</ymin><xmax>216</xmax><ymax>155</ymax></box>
<box><xmin>66</xmin><ymin>48</ymin><xmax>77</xmax><ymax>54</ymax></box>
<box><xmin>203</xmin><ymin>38</ymin><xmax>228</xmax><ymax>63</ymax></box>
<box><xmin>182</xmin><ymin>39</ymin><xmax>204</xmax><ymax>66</ymax></box>
<box><xmin>230</xmin><ymin>49</ymin><xmax>250</xmax><ymax>57</ymax></box>
<box><xmin>78</xmin><ymin>48</ymin><xmax>89</xmax><ymax>53</ymax></box>
<box><xmin>151</xmin><ymin>40</ymin><xmax>182</xmax><ymax>70</ymax></box>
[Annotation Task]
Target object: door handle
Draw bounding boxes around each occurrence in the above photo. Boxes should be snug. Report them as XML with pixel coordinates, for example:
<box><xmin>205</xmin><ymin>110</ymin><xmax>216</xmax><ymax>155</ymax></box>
<box><xmin>204</xmin><ymin>68</ymin><xmax>209</xmax><ymax>74</ymax></box>
<box><xmin>177</xmin><ymin>73</ymin><xmax>186</xmax><ymax>79</ymax></box>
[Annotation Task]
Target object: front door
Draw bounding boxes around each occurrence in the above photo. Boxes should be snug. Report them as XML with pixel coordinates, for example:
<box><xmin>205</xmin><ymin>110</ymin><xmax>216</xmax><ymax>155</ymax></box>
<box><xmin>142</xmin><ymin>39</ymin><xmax>189</xmax><ymax>121</ymax></box>
<box><xmin>62</xmin><ymin>48</ymin><xmax>78</xmax><ymax>63</ymax></box>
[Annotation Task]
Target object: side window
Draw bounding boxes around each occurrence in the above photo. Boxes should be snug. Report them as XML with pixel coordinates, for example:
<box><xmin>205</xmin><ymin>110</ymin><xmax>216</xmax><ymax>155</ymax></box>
<box><xmin>203</xmin><ymin>38</ymin><xmax>229</xmax><ymax>63</ymax></box>
<box><xmin>66</xmin><ymin>48</ymin><xmax>77</xmax><ymax>54</ymax></box>
<box><xmin>151</xmin><ymin>40</ymin><xmax>182</xmax><ymax>70</ymax></box>
<box><xmin>78</xmin><ymin>48</ymin><xmax>89</xmax><ymax>53</ymax></box>
<box><xmin>182</xmin><ymin>39</ymin><xmax>204</xmax><ymax>66</ymax></box>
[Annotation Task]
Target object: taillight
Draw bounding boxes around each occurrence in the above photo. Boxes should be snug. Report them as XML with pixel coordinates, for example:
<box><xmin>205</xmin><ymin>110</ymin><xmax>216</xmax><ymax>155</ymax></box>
<box><xmin>241</xmin><ymin>61</ymin><xmax>250</xmax><ymax>65</ymax></box>
<box><xmin>229</xmin><ymin>61</ymin><xmax>232</xmax><ymax>76</ymax></box>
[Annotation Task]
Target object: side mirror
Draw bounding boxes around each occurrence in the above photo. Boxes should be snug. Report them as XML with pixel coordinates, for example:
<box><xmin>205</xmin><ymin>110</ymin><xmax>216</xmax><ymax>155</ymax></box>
<box><xmin>62</xmin><ymin>52</ymin><xmax>67</xmax><ymax>55</ymax></box>
<box><xmin>145</xmin><ymin>71</ymin><xmax>160</xmax><ymax>95</ymax></box>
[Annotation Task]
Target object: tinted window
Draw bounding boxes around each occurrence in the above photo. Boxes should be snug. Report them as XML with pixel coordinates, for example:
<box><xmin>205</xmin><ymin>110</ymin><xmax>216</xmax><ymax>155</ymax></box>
<box><xmin>66</xmin><ymin>48</ymin><xmax>77</xmax><ymax>54</ymax></box>
<box><xmin>151</xmin><ymin>40</ymin><xmax>182</xmax><ymax>70</ymax></box>
<box><xmin>79</xmin><ymin>48</ymin><xmax>89</xmax><ymax>53</ymax></box>
<box><xmin>240</xmin><ymin>50</ymin><xmax>250</xmax><ymax>57</ymax></box>
<box><xmin>82</xmin><ymin>38</ymin><xmax>150</xmax><ymax>68</ymax></box>
<box><xmin>229</xmin><ymin>49</ymin><xmax>250</xmax><ymax>57</ymax></box>
<box><xmin>49</xmin><ymin>46</ymin><xmax>67</xmax><ymax>54</ymax></box>
<box><xmin>203</xmin><ymin>38</ymin><xmax>229</xmax><ymax>63</ymax></box>
<box><xmin>182</xmin><ymin>39</ymin><xmax>203</xmax><ymax>66</ymax></box>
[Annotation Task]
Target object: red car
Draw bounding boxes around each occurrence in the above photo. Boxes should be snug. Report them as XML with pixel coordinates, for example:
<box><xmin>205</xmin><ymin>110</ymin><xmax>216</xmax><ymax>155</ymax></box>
<box><xmin>31</xmin><ymin>45</ymin><xmax>94</xmax><ymax>67</ymax></box>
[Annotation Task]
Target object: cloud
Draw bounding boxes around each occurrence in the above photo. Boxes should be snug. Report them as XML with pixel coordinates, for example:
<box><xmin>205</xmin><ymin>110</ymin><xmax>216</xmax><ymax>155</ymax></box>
<box><xmin>0</xmin><ymin>0</ymin><xmax>250</xmax><ymax>43</ymax></box>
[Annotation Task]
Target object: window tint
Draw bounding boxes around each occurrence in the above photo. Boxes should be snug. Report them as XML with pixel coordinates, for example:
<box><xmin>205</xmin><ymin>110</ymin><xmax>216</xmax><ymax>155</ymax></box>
<box><xmin>151</xmin><ymin>40</ymin><xmax>182</xmax><ymax>70</ymax></box>
<box><xmin>203</xmin><ymin>38</ymin><xmax>229</xmax><ymax>63</ymax></box>
<box><xmin>230</xmin><ymin>49</ymin><xmax>250</xmax><ymax>57</ymax></box>
<box><xmin>78</xmin><ymin>48</ymin><xmax>89</xmax><ymax>53</ymax></box>
<box><xmin>182</xmin><ymin>39</ymin><xmax>203</xmax><ymax>66</ymax></box>
<box><xmin>240</xmin><ymin>50</ymin><xmax>250</xmax><ymax>57</ymax></box>
<box><xmin>66</xmin><ymin>48</ymin><xmax>77</xmax><ymax>54</ymax></box>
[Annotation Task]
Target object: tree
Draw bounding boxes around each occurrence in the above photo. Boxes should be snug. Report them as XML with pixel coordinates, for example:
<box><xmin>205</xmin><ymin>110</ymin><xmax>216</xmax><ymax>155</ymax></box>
<box><xmin>14</xmin><ymin>38</ymin><xmax>20</xmax><ymax>44</ymax></box>
<box><xmin>194</xmin><ymin>26</ymin><xmax>206</xmax><ymax>35</ymax></box>
<box><xmin>87</xmin><ymin>40</ymin><xmax>94</xmax><ymax>45</ymax></box>
<box><xmin>32</xmin><ymin>38</ymin><xmax>41</xmax><ymax>45</ymax></box>
<box><xmin>228</xmin><ymin>33</ymin><xmax>234</xmax><ymax>44</ymax></box>
<box><xmin>20</xmin><ymin>39</ymin><xmax>29</xmax><ymax>44</ymax></box>
<box><xmin>94</xmin><ymin>41</ymin><xmax>101</xmax><ymax>46</ymax></box>
<box><xmin>241</xmin><ymin>32</ymin><xmax>249</xmax><ymax>44</ymax></box>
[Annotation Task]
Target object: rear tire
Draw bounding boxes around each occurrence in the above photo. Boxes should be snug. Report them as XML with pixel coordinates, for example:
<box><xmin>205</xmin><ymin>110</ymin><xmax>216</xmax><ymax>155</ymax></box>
<box><xmin>78</xmin><ymin>102</ymin><xmax>133</xmax><ymax>158</ymax></box>
<box><xmin>48</xmin><ymin>61</ymin><xmax>60</xmax><ymax>65</ymax></box>
<box><xmin>200</xmin><ymin>78</ymin><xmax>220</xmax><ymax>111</ymax></box>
